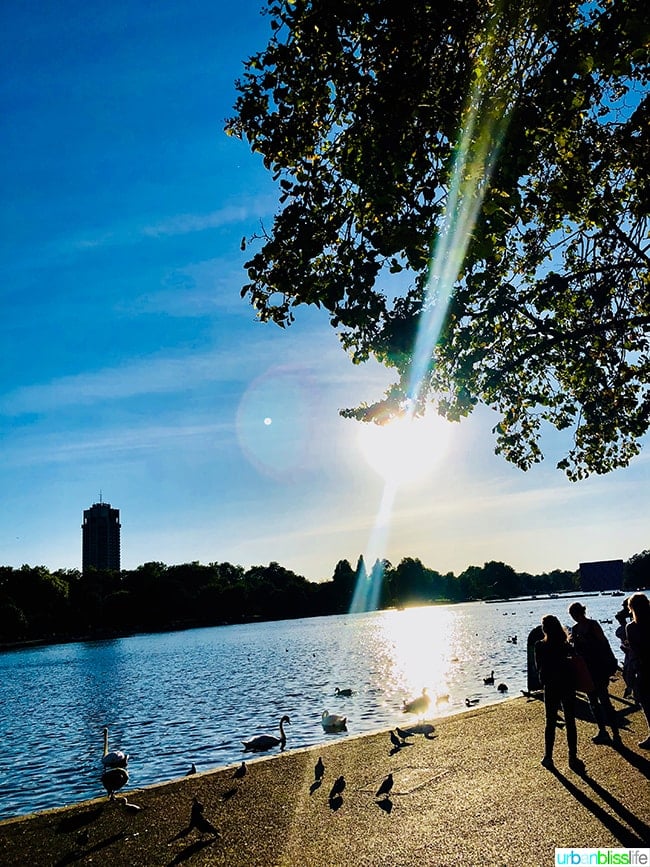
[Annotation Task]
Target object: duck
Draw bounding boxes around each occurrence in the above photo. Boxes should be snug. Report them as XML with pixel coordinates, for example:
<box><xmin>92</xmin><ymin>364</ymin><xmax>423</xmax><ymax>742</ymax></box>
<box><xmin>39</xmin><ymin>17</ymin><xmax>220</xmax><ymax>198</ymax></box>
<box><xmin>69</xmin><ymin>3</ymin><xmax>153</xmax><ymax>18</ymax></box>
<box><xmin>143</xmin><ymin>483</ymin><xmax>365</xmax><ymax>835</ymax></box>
<box><xmin>242</xmin><ymin>715</ymin><xmax>290</xmax><ymax>752</ymax></box>
<box><xmin>322</xmin><ymin>710</ymin><xmax>347</xmax><ymax>732</ymax></box>
<box><xmin>483</xmin><ymin>671</ymin><xmax>495</xmax><ymax>685</ymax></box>
<box><xmin>465</xmin><ymin>697</ymin><xmax>480</xmax><ymax>707</ymax></box>
<box><xmin>402</xmin><ymin>688</ymin><xmax>430</xmax><ymax>717</ymax></box>
<box><xmin>335</xmin><ymin>687</ymin><xmax>353</xmax><ymax>697</ymax></box>
<box><xmin>497</xmin><ymin>683</ymin><xmax>508</xmax><ymax>693</ymax></box>
<box><xmin>102</xmin><ymin>727</ymin><xmax>128</xmax><ymax>769</ymax></box>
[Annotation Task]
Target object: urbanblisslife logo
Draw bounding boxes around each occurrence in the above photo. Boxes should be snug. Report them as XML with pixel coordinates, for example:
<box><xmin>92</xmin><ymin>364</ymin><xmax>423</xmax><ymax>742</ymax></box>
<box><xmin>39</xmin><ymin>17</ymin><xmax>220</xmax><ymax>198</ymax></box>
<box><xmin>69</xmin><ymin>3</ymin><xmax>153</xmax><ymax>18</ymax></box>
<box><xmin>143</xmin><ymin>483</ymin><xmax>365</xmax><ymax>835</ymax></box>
<box><xmin>555</xmin><ymin>850</ymin><xmax>649</xmax><ymax>865</ymax></box>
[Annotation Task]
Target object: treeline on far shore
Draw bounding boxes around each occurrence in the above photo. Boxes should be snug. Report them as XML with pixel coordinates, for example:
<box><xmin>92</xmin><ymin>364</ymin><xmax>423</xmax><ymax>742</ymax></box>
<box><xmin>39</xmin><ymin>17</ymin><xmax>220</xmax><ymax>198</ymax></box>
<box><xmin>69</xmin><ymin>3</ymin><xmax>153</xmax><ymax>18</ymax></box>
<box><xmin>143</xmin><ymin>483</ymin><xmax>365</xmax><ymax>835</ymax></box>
<box><xmin>1</xmin><ymin>551</ymin><xmax>648</xmax><ymax>647</ymax></box>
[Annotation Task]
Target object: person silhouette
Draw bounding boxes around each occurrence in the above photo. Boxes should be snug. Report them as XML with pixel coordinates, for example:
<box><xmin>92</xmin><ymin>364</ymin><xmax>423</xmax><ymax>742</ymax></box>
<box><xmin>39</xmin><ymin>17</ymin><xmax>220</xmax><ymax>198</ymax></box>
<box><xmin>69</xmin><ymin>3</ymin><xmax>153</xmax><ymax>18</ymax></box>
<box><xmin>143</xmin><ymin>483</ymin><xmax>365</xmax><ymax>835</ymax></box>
<box><xmin>534</xmin><ymin>614</ymin><xmax>585</xmax><ymax>773</ymax></box>
<box><xmin>568</xmin><ymin>602</ymin><xmax>621</xmax><ymax>745</ymax></box>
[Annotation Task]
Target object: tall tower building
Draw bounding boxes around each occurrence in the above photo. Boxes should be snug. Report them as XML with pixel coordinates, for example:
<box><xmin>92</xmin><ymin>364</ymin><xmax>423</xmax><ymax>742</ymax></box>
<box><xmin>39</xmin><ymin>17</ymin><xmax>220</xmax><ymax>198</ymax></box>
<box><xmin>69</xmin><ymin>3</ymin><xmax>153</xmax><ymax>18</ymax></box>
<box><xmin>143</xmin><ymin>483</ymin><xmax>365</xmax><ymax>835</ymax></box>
<box><xmin>82</xmin><ymin>500</ymin><xmax>121</xmax><ymax>573</ymax></box>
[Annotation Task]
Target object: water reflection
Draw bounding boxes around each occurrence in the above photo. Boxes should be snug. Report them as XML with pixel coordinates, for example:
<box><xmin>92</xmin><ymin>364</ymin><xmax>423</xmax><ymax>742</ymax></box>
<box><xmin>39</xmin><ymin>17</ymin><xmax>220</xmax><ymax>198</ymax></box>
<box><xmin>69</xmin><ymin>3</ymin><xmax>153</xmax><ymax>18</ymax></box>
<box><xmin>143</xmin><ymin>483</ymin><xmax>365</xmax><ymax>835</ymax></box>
<box><xmin>0</xmin><ymin>594</ymin><xmax>623</xmax><ymax>820</ymax></box>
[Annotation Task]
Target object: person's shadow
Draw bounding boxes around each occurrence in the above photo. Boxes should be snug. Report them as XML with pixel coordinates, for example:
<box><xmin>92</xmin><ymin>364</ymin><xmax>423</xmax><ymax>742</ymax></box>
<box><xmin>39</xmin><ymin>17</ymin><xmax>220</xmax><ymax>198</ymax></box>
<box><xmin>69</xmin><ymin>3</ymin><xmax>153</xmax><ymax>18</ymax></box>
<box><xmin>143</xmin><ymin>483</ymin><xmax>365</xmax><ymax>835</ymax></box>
<box><xmin>548</xmin><ymin>766</ymin><xmax>649</xmax><ymax>846</ymax></box>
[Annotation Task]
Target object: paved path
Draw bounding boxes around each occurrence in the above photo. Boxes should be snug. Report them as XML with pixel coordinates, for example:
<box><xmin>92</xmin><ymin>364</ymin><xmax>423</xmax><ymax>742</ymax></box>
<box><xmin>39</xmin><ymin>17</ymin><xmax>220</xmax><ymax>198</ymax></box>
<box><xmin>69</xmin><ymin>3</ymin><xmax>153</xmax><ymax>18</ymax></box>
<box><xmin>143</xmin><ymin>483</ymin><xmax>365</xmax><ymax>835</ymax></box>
<box><xmin>1</xmin><ymin>678</ymin><xmax>648</xmax><ymax>866</ymax></box>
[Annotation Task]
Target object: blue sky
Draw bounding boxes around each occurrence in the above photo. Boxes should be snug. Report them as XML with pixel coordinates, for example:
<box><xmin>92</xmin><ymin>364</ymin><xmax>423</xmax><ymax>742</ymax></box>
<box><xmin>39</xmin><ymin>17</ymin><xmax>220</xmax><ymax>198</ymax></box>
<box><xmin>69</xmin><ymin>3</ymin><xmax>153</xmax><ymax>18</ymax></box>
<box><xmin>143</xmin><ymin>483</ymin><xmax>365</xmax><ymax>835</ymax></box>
<box><xmin>1</xmin><ymin>0</ymin><xmax>648</xmax><ymax>582</ymax></box>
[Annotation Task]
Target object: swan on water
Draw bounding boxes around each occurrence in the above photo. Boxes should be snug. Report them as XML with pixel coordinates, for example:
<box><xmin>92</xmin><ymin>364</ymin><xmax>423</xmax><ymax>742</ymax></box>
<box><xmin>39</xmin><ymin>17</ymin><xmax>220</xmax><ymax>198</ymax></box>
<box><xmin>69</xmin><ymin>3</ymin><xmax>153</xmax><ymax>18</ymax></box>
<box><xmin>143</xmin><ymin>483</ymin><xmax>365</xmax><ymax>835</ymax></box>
<box><xmin>402</xmin><ymin>688</ymin><xmax>430</xmax><ymax>717</ymax></box>
<box><xmin>242</xmin><ymin>715</ymin><xmax>290</xmax><ymax>752</ymax></box>
<box><xmin>322</xmin><ymin>710</ymin><xmax>347</xmax><ymax>732</ymax></box>
<box><xmin>102</xmin><ymin>727</ymin><xmax>128</xmax><ymax>769</ymax></box>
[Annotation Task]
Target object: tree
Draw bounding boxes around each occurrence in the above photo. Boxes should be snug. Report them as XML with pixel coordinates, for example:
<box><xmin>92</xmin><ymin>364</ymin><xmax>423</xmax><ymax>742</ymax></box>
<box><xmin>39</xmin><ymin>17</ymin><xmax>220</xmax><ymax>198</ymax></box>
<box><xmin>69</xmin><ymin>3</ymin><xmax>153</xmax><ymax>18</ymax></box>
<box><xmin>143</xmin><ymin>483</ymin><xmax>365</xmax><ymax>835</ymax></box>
<box><xmin>227</xmin><ymin>0</ymin><xmax>649</xmax><ymax>480</ymax></box>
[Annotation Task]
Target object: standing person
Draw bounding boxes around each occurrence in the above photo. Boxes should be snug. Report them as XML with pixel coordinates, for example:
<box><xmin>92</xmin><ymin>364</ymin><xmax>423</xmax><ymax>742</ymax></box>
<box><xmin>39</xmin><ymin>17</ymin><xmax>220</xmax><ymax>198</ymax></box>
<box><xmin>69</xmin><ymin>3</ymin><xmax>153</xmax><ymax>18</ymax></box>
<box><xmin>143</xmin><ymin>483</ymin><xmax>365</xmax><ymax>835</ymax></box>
<box><xmin>535</xmin><ymin>614</ymin><xmax>585</xmax><ymax>773</ymax></box>
<box><xmin>615</xmin><ymin>598</ymin><xmax>635</xmax><ymax>700</ymax></box>
<box><xmin>626</xmin><ymin>593</ymin><xmax>650</xmax><ymax>749</ymax></box>
<box><xmin>568</xmin><ymin>601</ymin><xmax>621</xmax><ymax>746</ymax></box>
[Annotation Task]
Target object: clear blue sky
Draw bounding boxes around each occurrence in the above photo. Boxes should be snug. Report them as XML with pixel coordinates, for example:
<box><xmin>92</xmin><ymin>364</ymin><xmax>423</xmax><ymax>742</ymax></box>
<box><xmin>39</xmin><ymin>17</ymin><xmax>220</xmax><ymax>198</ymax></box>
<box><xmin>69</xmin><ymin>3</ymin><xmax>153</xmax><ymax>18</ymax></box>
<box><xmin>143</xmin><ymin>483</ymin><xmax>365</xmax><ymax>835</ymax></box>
<box><xmin>1</xmin><ymin>0</ymin><xmax>648</xmax><ymax>581</ymax></box>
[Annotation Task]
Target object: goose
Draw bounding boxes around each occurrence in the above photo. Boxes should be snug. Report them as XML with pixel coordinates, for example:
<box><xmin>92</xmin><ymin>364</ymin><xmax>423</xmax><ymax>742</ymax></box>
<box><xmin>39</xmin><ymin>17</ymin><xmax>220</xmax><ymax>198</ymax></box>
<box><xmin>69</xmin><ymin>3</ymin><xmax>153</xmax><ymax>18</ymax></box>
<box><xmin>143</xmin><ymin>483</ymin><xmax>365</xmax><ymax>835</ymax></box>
<box><xmin>322</xmin><ymin>710</ymin><xmax>347</xmax><ymax>732</ymax></box>
<box><xmin>102</xmin><ymin>727</ymin><xmax>128</xmax><ymax>769</ymax></box>
<box><xmin>101</xmin><ymin>766</ymin><xmax>129</xmax><ymax>800</ymax></box>
<box><xmin>402</xmin><ymin>688</ymin><xmax>430</xmax><ymax>717</ymax></box>
<box><xmin>242</xmin><ymin>715</ymin><xmax>290</xmax><ymax>752</ymax></box>
<box><xmin>497</xmin><ymin>683</ymin><xmax>508</xmax><ymax>693</ymax></box>
<box><xmin>483</xmin><ymin>671</ymin><xmax>495</xmax><ymax>685</ymax></box>
<box><xmin>376</xmin><ymin>772</ymin><xmax>394</xmax><ymax>799</ymax></box>
<box><xmin>335</xmin><ymin>687</ymin><xmax>353</xmax><ymax>697</ymax></box>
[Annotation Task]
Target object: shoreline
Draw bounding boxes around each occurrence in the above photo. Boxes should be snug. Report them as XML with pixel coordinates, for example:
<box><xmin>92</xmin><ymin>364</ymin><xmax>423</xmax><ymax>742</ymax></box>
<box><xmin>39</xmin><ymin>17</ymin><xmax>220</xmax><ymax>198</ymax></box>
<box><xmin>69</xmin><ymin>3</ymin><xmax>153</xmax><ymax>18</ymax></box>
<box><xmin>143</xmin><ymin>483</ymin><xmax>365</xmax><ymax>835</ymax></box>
<box><xmin>2</xmin><ymin>680</ymin><xmax>649</xmax><ymax>866</ymax></box>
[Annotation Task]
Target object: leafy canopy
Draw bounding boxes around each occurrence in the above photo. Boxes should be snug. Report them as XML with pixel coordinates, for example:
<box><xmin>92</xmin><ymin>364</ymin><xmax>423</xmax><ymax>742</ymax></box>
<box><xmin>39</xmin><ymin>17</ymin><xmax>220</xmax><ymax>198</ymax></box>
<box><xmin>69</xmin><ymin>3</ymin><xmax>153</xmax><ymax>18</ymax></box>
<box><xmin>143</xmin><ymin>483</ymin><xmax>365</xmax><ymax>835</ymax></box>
<box><xmin>226</xmin><ymin>0</ymin><xmax>650</xmax><ymax>479</ymax></box>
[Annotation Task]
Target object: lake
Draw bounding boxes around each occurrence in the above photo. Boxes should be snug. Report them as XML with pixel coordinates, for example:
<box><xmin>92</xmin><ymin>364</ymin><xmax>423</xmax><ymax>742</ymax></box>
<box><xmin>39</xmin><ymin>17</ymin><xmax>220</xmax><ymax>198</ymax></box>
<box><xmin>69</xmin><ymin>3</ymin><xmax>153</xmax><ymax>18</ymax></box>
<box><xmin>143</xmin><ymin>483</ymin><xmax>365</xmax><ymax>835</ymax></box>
<box><xmin>0</xmin><ymin>592</ymin><xmax>627</xmax><ymax>820</ymax></box>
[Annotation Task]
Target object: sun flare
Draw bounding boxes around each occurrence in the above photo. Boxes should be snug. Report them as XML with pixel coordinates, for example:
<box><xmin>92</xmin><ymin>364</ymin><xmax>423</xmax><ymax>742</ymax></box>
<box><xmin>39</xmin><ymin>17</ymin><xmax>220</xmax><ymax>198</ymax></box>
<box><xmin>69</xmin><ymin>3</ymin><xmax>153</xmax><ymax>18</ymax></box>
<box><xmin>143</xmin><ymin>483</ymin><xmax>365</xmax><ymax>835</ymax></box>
<box><xmin>356</xmin><ymin>413</ymin><xmax>452</xmax><ymax>485</ymax></box>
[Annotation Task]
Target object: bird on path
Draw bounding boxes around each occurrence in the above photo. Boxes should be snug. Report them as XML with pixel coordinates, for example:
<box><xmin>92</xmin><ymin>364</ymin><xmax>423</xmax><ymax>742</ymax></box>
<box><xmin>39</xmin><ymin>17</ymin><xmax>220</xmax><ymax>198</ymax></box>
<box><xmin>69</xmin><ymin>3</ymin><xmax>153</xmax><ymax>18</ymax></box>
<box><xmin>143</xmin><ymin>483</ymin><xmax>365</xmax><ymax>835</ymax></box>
<box><xmin>329</xmin><ymin>775</ymin><xmax>346</xmax><ymax>800</ymax></box>
<box><xmin>483</xmin><ymin>671</ymin><xmax>495</xmax><ymax>685</ymax></box>
<box><xmin>335</xmin><ymin>687</ymin><xmax>353</xmax><ymax>697</ymax></box>
<box><xmin>402</xmin><ymin>688</ymin><xmax>430</xmax><ymax>717</ymax></box>
<box><xmin>101</xmin><ymin>766</ymin><xmax>129</xmax><ymax>800</ymax></box>
<box><xmin>233</xmin><ymin>761</ymin><xmax>247</xmax><ymax>779</ymax></box>
<box><xmin>390</xmin><ymin>730</ymin><xmax>402</xmax><ymax>750</ymax></box>
<box><xmin>376</xmin><ymin>773</ymin><xmax>394</xmax><ymax>799</ymax></box>
<box><xmin>314</xmin><ymin>757</ymin><xmax>325</xmax><ymax>781</ymax></box>
<box><xmin>102</xmin><ymin>727</ymin><xmax>128</xmax><ymax>769</ymax></box>
<box><xmin>242</xmin><ymin>715</ymin><xmax>290</xmax><ymax>752</ymax></box>
<box><xmin>395</xmin><ymin>726</ymin><xmax>413</xmax><ymax>741</ymax></box>
<box><xmin>189</xmin><ymin>797</ymin><xmax>219</xmax><ymax>836</ymax></box>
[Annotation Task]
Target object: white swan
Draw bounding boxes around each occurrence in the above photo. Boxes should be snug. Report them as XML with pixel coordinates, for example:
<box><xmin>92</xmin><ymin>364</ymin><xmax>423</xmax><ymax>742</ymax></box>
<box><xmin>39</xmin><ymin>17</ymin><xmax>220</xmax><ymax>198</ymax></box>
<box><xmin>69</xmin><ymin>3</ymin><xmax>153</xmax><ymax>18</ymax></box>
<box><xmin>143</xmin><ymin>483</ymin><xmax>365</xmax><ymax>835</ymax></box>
<box><xmin>402</xmin><ymin>688</ymin><xmax>430</xmax><ymax>717</ymax></box>
<box><xmin>101</xmin><ymin>766</ymin><xmax>129</xmax><ymax>799</ymax></box>
<box><xmin>321</xmin><ymin>710</ymin><xmax>347</xmax><ymax>732</ymax></box>
<box><xmin>102</xmin><ymin>727</ymin><xmax>128</xmax><ymax>769</ymax></box>
<box><xmin>242</xmin><ymin>715</ymin><xmax>290</xmax><ymax>752</ymax></box>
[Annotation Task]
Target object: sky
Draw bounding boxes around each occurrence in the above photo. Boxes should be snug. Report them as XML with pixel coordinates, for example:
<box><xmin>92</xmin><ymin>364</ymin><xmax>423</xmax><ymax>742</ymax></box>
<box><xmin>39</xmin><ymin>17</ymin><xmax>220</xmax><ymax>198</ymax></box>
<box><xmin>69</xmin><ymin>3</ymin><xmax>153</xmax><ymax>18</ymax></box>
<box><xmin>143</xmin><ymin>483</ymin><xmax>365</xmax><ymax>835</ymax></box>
<box><xmin>1</xmin><ymin>0</ymin><xmax>648</xmax><ymax>583</ymax></box>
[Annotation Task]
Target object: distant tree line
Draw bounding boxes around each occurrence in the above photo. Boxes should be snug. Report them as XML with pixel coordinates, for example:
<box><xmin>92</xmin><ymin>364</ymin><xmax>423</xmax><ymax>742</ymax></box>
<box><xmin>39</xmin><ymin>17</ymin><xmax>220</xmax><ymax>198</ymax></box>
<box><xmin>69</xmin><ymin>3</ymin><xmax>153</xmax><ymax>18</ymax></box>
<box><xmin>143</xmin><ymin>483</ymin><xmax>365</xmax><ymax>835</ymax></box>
<box><xmin>0</xmin><ymin>551</ymin><xmax>648</xmax><ymax>646</ymax></box>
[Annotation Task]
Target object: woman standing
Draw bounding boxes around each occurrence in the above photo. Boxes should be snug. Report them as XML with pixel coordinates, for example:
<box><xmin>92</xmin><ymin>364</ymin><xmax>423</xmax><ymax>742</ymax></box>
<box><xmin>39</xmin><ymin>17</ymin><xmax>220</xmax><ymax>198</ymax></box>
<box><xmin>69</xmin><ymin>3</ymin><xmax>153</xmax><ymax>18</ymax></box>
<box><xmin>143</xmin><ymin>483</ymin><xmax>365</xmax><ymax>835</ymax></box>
<box><xmin>626</xmin><ymin>593</ymin><xmax>650</xmax><ymax>749</ymax></box>
<box><xmin>535</xmin><ymin>614</ymin><xmax>585</xmax><ymax>773</ymax></box>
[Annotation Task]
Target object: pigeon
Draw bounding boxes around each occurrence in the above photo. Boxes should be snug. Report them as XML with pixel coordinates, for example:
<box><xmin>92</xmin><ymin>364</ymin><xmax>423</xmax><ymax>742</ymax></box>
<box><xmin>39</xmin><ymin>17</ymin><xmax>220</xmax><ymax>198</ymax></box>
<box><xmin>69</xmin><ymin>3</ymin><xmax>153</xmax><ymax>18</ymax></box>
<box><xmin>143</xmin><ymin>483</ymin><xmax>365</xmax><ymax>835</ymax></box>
<box><xmin>315</xmin><ymin>757</ymin><xmax>325</xmax><ymax>781</ymax></box>
<box><xmin>376</xmin><ymin>773</ymin><xmax>394</xmax><ymax>799</ymax></box>
<box><xmin>329</xmin><ymin>775</ymin><xmax>346</xmax><ymax>800</ymax></box>
<box><xmin>390</xmin><ymin>730</ymin><xmax>402</xmax><ymax>749</ymax></box>
<box><xmin>233</xmin><ymin>761</ymin><xmax>247</xmax><ymax>779</ymax></box>
<box><xmin>189</xmin><ymin>797</ymin><xmax>219</xmax><ymax>836</ymax></box>
<box><xmin>395</xmin><ymin>727</ymin><xmax>413</xmax><ymax>741</ymax></box>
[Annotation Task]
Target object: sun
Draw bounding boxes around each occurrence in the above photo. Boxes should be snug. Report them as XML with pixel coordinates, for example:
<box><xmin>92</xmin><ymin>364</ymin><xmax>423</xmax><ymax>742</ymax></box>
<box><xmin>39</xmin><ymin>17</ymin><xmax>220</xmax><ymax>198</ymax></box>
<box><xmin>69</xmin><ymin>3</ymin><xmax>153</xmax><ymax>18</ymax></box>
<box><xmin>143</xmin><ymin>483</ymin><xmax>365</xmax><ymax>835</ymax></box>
<box><xmin>356</xmin><ymin>412</ymin><xmax>452</xmax><ymax>485</ymax></box>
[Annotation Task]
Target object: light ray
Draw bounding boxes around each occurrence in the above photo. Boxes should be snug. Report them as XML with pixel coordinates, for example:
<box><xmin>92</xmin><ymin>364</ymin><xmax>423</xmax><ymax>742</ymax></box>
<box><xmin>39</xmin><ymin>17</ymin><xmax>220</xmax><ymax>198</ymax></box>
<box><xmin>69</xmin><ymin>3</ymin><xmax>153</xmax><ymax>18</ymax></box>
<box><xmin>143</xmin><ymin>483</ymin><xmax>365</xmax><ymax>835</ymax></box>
<box><xmin>351</xmin><ymin>17</ymin><xmax>513</xmax><ymax>614</ymax></box>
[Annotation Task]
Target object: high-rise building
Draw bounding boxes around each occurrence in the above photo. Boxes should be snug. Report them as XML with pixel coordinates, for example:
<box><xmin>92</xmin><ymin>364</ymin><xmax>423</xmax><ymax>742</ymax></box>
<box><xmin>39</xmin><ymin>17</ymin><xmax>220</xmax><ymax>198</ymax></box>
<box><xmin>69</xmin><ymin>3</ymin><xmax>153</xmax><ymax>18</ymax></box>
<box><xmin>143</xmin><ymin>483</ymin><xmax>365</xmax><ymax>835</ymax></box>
<box><xmin>82</xmin><ymin>500</ymin><xmax>121</xmax><ymax>573</ymax></box>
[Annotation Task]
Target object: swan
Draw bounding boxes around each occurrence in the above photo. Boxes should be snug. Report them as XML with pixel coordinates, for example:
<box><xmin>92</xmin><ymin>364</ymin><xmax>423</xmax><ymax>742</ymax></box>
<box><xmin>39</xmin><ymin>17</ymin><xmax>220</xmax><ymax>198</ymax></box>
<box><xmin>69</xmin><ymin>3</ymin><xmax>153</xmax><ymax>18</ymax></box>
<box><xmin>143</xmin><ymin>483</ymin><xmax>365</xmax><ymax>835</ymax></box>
<box><xmin>483</xmin><ymin>671</ymin><xmax>495</xmax><ymax>685</ymax></box>
<box><xmin>101</xmin><ymin>766</ymin><xmax>129</xmax><ymax>800</ymax></box>
<box><xmin>335</xmin><ymin>687</ymin><xmax>353</xmax><ymax>697</ymax></box>
<box><xmin>402</xmin><ymin>688</ymin><xmax>430</xmax><ymax>717</ymax></box>
<box><xmin>242</xmin><ymin>715</ymin><xmax>290</xmax><ymax>752</ymax></box>
<box><xmin>321</xmin><ymin>710</ymin><xmax>347</xmax><ymax>732</ymax></box>
<box><xmin>102</xmin><ymin>727</ymin><xmax>128</xmax><ymax>769</ymax></box>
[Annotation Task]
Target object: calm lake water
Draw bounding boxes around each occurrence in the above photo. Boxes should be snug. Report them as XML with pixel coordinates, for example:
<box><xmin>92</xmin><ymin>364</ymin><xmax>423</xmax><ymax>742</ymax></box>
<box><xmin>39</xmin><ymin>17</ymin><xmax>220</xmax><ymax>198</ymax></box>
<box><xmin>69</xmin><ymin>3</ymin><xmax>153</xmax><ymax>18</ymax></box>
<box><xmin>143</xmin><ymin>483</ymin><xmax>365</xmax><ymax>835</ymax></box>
<box><xmin>0</xmin><ymin>593</ymin><xmax>626</xmax><ymax>820</ymax></box>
